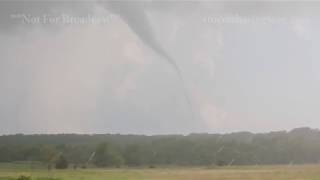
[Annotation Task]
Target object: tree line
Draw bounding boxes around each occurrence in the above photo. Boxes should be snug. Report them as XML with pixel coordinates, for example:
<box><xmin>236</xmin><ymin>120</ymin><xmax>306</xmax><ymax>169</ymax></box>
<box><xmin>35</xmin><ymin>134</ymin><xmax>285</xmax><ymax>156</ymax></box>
<box><xmin>0</xmin><ymin>127</ymin><xmax>320</xmax><ymax>168</ymax></box>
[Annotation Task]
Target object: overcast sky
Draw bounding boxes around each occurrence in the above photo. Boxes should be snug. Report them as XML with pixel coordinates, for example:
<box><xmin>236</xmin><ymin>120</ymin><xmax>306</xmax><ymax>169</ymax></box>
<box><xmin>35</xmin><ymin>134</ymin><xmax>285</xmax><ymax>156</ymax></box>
<box><xmin>1</xmin><ymin>1</ymin><xmax>320</xmax><ymax>135</ymax></box>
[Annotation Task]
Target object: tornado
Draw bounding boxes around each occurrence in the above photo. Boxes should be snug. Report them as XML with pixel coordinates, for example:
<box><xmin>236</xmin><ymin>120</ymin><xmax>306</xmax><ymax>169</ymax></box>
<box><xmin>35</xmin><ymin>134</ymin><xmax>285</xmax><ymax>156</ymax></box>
<box><xmin>104</xmin><ymin>2</ymin><xmax>195</xmax><ymax>121</ymax></box>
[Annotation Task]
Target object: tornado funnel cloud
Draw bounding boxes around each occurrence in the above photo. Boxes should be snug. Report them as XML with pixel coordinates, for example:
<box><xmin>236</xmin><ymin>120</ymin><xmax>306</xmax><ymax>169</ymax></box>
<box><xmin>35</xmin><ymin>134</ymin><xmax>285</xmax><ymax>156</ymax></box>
<box><xmin>105</xmin><ymin>2</ymin><xmax>195</xmax><ymax>121</ymax></box>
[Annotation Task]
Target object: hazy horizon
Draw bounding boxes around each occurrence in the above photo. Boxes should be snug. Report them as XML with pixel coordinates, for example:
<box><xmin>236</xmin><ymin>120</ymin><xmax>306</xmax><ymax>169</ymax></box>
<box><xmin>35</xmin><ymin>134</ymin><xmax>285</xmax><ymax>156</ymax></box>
<box><xmin>0</xmin><ymin>126</ymin><xmax>317</xmax><ymax>136</ymax></box>
<box><xmin>1</xmin><ymin>1</ymin><xmax>320</xmax><ymax>135</ymax></box>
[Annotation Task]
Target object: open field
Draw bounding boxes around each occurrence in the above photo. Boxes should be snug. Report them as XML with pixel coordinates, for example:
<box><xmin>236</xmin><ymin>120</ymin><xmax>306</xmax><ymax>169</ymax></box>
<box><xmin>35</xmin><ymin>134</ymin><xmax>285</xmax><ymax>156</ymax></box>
<box><xmin>1</xmin><ymin>164</ymin><xmax>320</xmax><ymax>180</ymax></box>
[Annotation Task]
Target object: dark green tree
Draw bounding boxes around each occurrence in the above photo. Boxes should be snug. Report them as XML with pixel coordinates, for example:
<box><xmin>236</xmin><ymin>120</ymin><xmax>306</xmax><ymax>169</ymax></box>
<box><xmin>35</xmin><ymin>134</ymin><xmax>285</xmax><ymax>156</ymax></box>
<box><xmin>93</xmin><ymin>142</ymin><xmax>123</xmax><ymax>167</ymax></box>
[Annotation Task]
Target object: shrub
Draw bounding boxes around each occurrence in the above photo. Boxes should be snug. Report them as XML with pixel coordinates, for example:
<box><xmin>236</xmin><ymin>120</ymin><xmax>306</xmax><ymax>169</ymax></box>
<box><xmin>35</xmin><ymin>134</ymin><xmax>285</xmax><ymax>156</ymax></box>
<box><xmin>55</xmin><ymin>155</ymin><xmax>68</xmax><ymax>169</ymax></box>
<box><xmin>17</xmin><ymin>176</ymin><xmax>31</xmax><ymax>180</ymax></box>
<box><xmin>217</xmin><ymin>160</ymin><xmax>226</xmax><ymax>166</ymax></box>
<box><xmin>81</xmin><ymin>164</ymin><xmax>87</xmax><ymax>169</ymax></box>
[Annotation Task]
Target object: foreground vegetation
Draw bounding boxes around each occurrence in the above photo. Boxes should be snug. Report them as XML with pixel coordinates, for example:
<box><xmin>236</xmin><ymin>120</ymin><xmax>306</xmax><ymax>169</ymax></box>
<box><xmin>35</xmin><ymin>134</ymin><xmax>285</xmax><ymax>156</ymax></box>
<box><xmin>1</xmin><ymin>164</ymin><xmax>320</xmax><ymax>180</ymax></box>
<box><xmin>2</xmin><ymin>127</ymin><xmax>320</xmax><ymax>180</ymax></box>
<box><xmin>1</xmin><ymin>127</ymin><xmax>320</xmax><ymax>168</ymax></box>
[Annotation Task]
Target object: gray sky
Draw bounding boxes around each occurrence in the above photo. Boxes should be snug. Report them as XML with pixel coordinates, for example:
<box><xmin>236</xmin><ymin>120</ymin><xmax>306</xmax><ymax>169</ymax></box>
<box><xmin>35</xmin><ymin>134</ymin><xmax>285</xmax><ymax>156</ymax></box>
<box><xmin>1</xmin><ymin>1</ymin><xmax>320</xmax><ymax>134</ymax></box>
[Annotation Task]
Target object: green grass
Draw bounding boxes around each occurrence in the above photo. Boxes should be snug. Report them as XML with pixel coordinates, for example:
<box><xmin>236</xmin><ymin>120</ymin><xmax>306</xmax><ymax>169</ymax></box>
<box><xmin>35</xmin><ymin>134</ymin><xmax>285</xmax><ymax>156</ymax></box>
<box><xmin>1</xmin><ymin>163</ymin><xmax>320</xmax><ymax>180</ymax></box>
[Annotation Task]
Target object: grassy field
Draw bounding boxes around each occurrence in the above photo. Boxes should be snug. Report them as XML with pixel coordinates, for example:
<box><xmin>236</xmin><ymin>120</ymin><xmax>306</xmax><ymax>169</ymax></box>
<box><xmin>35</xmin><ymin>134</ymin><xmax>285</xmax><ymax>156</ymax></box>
<box><xmin>1</xmin><ymin>163</ymin><xmax>320</xmax><ymax>180</ymax></box>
